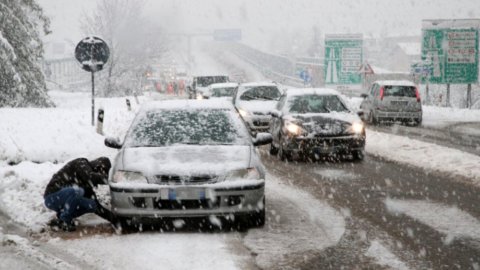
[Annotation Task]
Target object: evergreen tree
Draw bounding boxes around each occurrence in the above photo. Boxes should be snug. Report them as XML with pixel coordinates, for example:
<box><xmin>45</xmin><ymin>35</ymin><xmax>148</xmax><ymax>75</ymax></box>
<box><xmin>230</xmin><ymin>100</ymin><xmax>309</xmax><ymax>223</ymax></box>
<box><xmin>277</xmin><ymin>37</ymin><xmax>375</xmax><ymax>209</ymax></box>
<box><xmin>0</xmin><ymin>0</ymin><xmax>53</xmax><ymax>107</ymax></box>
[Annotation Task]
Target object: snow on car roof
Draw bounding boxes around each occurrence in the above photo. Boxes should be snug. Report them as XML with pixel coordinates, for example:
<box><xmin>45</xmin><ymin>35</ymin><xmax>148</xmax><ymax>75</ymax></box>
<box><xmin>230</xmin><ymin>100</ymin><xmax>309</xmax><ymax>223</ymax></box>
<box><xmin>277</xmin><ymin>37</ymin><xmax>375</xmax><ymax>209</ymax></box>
<box><xmin>285</xmin><ymin>88</ymin><xmax>341</xmax><ymax>97</ymax></box>
<box><xmin>140</xmin><ymin>99</ymin><xmax>235</xmax><ymax>111</ymax></box>
<box><xmin>374</xmin><ymin>80</ymin><xmax>416</xmax><ymax>86</ymax></box>
<box><xmin>240</xmin><ymin>81</ymin><xmax>277</xmax><ymax>87</ymax></box>
<box><xmin>209</xmin><ymin>82</ymin><xmax>239</xmax><ymax>89</ymax></box>
<box><xmin>192</xmin><ymin>74</ymin><xmax>229</xmax><ymax>77</ymax></box>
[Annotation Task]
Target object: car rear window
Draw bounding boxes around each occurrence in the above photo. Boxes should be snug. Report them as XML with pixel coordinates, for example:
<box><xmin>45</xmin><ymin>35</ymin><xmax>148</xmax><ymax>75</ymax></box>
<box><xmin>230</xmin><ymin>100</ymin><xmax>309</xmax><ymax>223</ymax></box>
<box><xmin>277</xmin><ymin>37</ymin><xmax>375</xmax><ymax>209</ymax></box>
<box><xmin>126</xmin><ymin>109</ymin><xmax>247</xmax><ymax>147</ymax></box>
<box><xmin>384</xmin><ymin>85</ymin><xmax>416</xmax><ymax>97</ymax></box>
<box><xmin>212</xmin><ymin>87</ymin><xmax>235</xmax><ymax>97</ymax></box>
<box><xmin>240</xmin><ymin>86</ymin><xmax>281</xmax><ymax>101</ymax></box>
<box><xmin>196</xmin><ymin>76</ymin><xmax>229</xmax><ymax>87</ymax></box>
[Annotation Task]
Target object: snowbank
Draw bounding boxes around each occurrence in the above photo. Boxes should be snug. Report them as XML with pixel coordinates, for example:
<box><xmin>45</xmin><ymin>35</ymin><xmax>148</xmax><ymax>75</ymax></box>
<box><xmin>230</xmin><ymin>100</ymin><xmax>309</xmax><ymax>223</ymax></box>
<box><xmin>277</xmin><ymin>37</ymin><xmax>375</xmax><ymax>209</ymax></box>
<box><xmin>366</xmin><ymin>130</ymin><xmax>480</xmax><ymax>184</ymax></box>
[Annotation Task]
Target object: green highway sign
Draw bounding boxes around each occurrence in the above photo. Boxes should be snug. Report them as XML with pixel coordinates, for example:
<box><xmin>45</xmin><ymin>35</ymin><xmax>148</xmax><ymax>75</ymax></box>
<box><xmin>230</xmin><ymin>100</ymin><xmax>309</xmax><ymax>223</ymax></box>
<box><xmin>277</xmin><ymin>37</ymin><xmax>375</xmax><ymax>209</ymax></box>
<box><xmin>324</xmin><ymin>34</ymin><xmax>363</xmax><ymax>87</ymax></box>
<box><xmin>422</xmin><ymin>20</ymin><xmax>479</xmax><ymax>84</ymax></box>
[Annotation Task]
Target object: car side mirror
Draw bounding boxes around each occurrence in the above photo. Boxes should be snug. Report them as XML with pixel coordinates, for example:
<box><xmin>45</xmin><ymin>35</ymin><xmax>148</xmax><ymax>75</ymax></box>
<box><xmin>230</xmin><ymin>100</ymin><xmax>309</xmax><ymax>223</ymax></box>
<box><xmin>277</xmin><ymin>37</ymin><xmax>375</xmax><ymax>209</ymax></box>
<box><xmin>253</xmin><ymin>133</ymin><xmax>273</xmax><ymax>146</ymax></box>
<box><xmin>104</xmin><ymin>137</ymin><xmax>122</xmax><ymax>149</ymax></box>
<box><xmin>360</xmin><ymin>94</ymin><xmax>368</xmax><ymax>99</ymax></box>
<box><xmin>270</xmin><ymin>110</ymin><xmax>282</xmax><ymax>118</ymax></box>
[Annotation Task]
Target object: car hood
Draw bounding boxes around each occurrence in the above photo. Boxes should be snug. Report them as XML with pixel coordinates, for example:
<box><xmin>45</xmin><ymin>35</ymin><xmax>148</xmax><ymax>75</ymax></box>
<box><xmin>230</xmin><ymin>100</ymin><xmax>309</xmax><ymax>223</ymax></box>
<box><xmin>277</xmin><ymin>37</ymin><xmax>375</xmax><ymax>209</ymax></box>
<box><xmin>286</xmin><ymin>111</ymin><xmax>360</xmax><ymax>124</ymax></box>
<box><xmin>237</xmin><ymin>100</ymin><xmax>278</xmax><ymax>115</ymax></box>
<box><xmin>285</xmin><ymin>112</ymin><xmax>362</xmax><ymax>135</ymax></box>
<box><xmin>119</xmin><ymin>145</ymin><xmax>252</xmax><ymax>176</ymax></box>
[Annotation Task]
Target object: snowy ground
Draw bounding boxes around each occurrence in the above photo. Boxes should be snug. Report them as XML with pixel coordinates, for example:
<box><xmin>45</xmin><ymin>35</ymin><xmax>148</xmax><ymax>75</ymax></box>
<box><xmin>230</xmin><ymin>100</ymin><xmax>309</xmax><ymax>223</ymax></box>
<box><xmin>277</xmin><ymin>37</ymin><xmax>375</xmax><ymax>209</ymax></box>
<box><xmin>0</xmin><ymin>90</ymin><xmax>347</xmax><ymax>269</ymax></box>
<box><xmin>1</xmin><ymin>48</ymin><xmax>480</xmax><ymax>268</ymax></box>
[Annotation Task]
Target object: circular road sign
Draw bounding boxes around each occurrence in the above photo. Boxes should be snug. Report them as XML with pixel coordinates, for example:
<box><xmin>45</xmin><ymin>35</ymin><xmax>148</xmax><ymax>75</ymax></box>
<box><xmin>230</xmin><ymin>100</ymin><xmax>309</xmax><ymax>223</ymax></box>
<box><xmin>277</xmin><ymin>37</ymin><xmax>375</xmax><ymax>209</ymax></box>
<box><xmin>75</xmin><ymin>36</ymin><xmax>110</xmax><ymax>72</ymax></box>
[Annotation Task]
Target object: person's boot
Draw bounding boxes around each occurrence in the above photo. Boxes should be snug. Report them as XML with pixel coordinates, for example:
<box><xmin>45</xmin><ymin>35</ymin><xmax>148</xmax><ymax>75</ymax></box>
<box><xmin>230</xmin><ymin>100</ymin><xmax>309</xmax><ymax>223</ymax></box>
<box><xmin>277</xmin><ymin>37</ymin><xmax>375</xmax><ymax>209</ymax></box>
<box><xmin>47</xmin><ymin>218</ymin><xmax>62</xmax><ymax>227</ymax></box>
<box><xmin>60</xmin><ymin>221</ymin><xmax>76</xmax><ymax>232</ymax></box>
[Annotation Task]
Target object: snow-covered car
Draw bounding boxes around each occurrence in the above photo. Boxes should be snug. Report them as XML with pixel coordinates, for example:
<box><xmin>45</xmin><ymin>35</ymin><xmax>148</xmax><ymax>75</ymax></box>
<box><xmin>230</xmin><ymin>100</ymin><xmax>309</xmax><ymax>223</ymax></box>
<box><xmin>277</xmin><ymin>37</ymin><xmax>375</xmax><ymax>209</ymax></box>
<box><xmin>232</xmin><ymin>82</ymin><xmax>282</xmax><ymax>134</ymax></box>
<box><xmin>188</xmin><ymin>75</ymin><xmax>230</xmax><ymax>99</ymax></box>
<box><xmin>203</xmin><ymin>82</ymin><xmax>238</xmax><ymax>100</ymax></box>
<box><xmin>104</xmin><ymin>100</ymin><xmax>272</xmax><ymax>228</ymax></box>
<box><xmin>269</xmin><ymin>88</ymin><xmax>366</xmax><ymax>161</ymax></box>
<box><xmin>359</xmin><ymin>80</ymin><xmax>422</xmax><ymax>125</ymax></box>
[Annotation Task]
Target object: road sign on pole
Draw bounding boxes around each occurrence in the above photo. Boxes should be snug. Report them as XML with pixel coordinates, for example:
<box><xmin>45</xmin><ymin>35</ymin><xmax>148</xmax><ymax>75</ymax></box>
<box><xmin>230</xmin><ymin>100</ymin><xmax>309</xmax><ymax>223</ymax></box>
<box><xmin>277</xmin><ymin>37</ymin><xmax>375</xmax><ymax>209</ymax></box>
<box><xmin>324</xmin><ymin>34</ymin><xmax>363</xmax><ymax>92</ymax></box>
<box><xmin>421</xmin><ymin>19</ymin><xmax>479</xmax><ymax>84</ymax></box>
<box><xmin>75</xmin><ymin>36</ymin><xmax>109</xmax><ymax>126</ymax></box>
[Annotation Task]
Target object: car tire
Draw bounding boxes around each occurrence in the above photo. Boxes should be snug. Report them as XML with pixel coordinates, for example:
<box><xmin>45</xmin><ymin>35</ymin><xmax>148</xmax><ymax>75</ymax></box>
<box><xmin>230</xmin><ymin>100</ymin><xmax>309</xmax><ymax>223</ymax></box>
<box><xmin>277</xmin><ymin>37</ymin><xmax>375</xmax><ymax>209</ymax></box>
<box><xmin>269</xmin><ymin>143</ymin><xmax>279</xmax><ymax>155</ymax></box>
<box><xmin>352</xmin><ymin>150</ymin><xmax>365</xmax><ymax>161</ymax></box>
<box><xmin>278</xmin><ymin>144</ymin><xmax>291</xmax><ymax>161</ymax></box>
<box><xmin>414</xmin><ymin>118</ymin><xmax>422</xmax><ymax>126</ymax></box>
<box><xmin>368</xmin><ymin>110</ymin><xmax>378</xmax><ymax>125</ymax></box>
<box><xmin>251</xmin><ymin>208</ymin><xmax>265</xmax><ymax>227</ymax></box>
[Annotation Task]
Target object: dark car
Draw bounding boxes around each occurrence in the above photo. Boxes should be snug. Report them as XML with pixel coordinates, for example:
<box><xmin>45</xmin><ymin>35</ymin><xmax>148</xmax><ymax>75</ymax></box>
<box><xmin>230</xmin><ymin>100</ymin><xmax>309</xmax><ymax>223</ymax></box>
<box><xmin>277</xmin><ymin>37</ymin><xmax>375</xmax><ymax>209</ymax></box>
<box><xmin>188</xmin><ymin>75</ymin><xmax>229</xmax><ymax>99</ymax></box>
<box><xmin>270</xmin><ymin>88</ymin><xmax>366</xmax><ymax>161</ymax></box>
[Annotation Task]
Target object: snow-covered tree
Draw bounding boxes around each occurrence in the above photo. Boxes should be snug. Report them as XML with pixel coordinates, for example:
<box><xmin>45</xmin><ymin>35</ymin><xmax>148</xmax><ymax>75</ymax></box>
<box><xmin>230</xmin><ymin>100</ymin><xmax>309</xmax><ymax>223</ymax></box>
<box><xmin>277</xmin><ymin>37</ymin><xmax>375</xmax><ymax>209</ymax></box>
<box><xmin>0</xmin><ymin>0</ymin><xmax>53</xmax><ymax>107</ymax></box>
<box><xmin>81</xmin><ymin>0</ymin><xmax>168</xmax><ymax>96</ymax></box>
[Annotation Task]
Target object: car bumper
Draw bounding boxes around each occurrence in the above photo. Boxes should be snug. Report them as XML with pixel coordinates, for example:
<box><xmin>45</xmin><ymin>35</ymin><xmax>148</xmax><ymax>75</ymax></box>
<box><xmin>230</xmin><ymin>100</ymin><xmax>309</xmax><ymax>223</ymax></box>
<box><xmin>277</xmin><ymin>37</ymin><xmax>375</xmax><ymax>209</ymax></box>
<box><xmin>243</xmin><ymin>116</ymin><xmax>271</xmax><ymax>133</ymax></box>
<box><xmin>283</xmin><ymin>135</ymin><xmax>366</xmax><ymax>154</ymax></box>
<box><xmin>376</xmin><ymin>111</ymin><xmax>422</xmax><ymax>121</ymax></box>
<box><xmin>109</xmin><ymin>181</ymin><xmax>265</xmax><ymax>219</ymax></box>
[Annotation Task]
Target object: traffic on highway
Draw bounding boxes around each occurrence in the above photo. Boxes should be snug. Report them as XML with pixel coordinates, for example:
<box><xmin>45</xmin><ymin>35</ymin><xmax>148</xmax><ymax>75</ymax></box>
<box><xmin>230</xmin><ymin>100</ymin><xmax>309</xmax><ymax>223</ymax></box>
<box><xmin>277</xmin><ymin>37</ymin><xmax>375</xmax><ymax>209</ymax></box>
<box><xmin>1</xmin><ymin>0</ymin><xmax>480</xmax><ymax>269</ymax></box>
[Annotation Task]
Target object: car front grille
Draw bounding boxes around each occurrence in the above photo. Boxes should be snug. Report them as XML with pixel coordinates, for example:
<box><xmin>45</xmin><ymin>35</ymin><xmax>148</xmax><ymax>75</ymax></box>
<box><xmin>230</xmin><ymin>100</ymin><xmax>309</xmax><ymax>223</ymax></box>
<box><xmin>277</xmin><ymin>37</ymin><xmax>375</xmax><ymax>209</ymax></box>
<box><xmin>252</xmin><ymin>120</ymin><xmax>270</xmax><ymax>126</ymax></box>
<box><xmin>151</xmin><ymin>175</ymin><xmax>216</xmax><ymax>185</ymax></box>
<box><xmin>153</xmin><ymin>197</ymin><xmax>220</xmax><ymax>210</ymax></box>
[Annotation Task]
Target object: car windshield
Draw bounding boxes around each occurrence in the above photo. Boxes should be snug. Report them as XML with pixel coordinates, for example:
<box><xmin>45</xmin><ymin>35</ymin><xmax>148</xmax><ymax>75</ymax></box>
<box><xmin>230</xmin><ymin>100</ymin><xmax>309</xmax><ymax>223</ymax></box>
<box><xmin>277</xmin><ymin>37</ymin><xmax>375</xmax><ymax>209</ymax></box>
<box><xmin>287</xmin><ymin>95</ymin><xmax>349</xmax><ymax>113</ymax></box>
<box><xmin>384</xmin><ymin>85</ymin><xmax>416</xmax><ymax>97</ymax></box>
<box><xmin>196</xmin><ymin>76</ymin><xmax>229</xmax><ymax>87</ymax></box>
<box><xmin>240</xmin><ymin>86</ymin><xmax>281</xmax><ymax>101</ymax></box>
<box><xmin>212</xmin><ymin>87</ymin><xmax>235</xmax><ymax>97</ymax></box>
<box><xmin>125</xmin><ymin>109</ymin><xmax>247</xmax><ymax>147</ymax></box>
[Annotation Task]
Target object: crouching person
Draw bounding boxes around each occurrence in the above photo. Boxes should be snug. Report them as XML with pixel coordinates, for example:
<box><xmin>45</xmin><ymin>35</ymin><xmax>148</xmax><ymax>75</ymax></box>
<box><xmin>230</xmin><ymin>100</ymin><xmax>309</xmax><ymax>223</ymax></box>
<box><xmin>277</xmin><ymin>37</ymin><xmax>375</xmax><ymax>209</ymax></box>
<box><xmin>43</xmin><ymin>157</ymin><xmax>112</xmax><ymax>231</ymax></box>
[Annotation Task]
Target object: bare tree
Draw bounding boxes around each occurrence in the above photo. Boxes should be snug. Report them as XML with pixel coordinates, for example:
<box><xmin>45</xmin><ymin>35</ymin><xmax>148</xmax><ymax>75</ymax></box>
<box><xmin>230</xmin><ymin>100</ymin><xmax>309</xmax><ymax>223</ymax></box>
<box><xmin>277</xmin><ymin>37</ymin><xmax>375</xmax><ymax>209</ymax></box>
<box><xmin>80</xmin><ymin>0</ymin><xmax>168</xmax><ymax>96</ymax></box>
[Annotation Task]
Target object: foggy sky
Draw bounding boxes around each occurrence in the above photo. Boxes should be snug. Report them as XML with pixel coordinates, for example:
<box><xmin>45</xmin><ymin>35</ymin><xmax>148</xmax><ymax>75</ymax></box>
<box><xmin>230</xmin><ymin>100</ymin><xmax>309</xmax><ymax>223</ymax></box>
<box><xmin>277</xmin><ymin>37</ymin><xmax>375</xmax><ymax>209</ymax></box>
<box><xmin>40</xmin><ymin>0</ymin><xmax>480</xmax><ymax>51</ymax></box>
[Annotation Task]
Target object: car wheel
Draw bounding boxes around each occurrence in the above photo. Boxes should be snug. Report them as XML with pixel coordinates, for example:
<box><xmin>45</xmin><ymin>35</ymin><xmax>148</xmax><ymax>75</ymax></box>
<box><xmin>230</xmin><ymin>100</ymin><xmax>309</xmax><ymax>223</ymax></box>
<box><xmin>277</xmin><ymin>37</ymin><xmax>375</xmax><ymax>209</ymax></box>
<box><xmin>352</xmin><ymin>150</ymin><xmax>365</xmax><ymax>161</ymax></box>
<box><xmin>368</xmin><ymin>110</ymin><xmax>378</xmax><ymax>125</ymax></box>
<box><xmin>278</xmin><ymin>143</ymin><xmax>291</xmax><ymax>161</ymax></box>
<box><xmin>414</xmin><ymin>118</ymin><xmax>422</xmax><ymax>126</ymax></box>
<box><xmin>250</xmin><ymin>208</ymin><xmax>265</xmax><ymax>227</ymax></box>
<box><xmin>269</xmin><ymin>143</ymin><xmax>279</xmax><ymax>155</ymax></box>
<box><xmin>238</xmin><ymin>198</ymin><xmax>265</xmax><ymax>228</ymax></box>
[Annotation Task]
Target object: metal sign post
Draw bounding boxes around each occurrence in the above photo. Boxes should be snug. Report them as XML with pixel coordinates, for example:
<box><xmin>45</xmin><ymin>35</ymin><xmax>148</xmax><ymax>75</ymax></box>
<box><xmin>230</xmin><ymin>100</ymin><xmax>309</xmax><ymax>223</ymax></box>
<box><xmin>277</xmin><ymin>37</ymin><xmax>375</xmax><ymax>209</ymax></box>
<box><xmin>74</xmin><ymin>36</ymin><xmax>110</xmax><ymax>126</ymax></box>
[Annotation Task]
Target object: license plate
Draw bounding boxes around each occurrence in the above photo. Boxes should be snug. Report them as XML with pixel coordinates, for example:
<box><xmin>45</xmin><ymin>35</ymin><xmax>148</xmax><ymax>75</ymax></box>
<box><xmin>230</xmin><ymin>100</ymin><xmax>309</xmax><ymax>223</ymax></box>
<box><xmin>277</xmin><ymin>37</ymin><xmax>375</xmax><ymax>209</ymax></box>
<box><xmin>314</xmin><ymin>146</ymin><xmax>332</xmax><ymax>154</ymax></box>
<box><xmin>391</xmin><ymin>101</ymin><xmax>408</xmax><ymax>106</ymax></box>
<box><xmin>161</xmin><ymin>188</ymin><xmax>206</xmax><ymax>200</ymax></box>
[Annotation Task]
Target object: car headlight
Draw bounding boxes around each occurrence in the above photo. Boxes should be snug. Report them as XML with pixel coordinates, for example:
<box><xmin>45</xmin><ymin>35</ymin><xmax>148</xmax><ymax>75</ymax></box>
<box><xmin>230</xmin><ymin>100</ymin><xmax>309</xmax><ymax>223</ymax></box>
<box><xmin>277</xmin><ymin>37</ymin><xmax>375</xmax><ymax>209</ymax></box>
<box><xmin>350</xmin><ymin>122</ymin><xmax>364</xmax><ymax>134</ymax></box>
<box><xmin>285</xmin><ymin>122</ymin><xmax>305</xmax><ymax>136</ymax></box>
<box><xmin>227</xmin><ymin>168</ymin><xmax>261</xmax><ymax>180</ymax></box>
<box><xmin>196</xmin><ymin>93</ymin><xmax>204</xmax><ymax>100</ymax></box>
<box><xmin>238</xmin><ymin>108</ymin><xmax>250</xmax><ymax>118</ymax></box>
<box><xmin>112</xmin><ymin>170</ymin><xmax>147</xmax><ymax>183</ymax></box>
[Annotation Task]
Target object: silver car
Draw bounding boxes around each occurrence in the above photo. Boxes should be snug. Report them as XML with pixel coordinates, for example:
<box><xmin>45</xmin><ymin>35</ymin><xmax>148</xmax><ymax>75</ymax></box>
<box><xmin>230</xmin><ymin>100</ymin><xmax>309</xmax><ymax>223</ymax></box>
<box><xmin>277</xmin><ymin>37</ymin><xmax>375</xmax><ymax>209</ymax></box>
<box><xmin>104</xmin><ymin>100</ymin><xmax>272</xmax><ymax>228</ymax></box>
<box><xmin>359</xmin><ymin>80</ymin><xmax>422</xmax><ymax>125</ymax></box>
<box><xmin>232</xmin><ymin>82</ymin><xmax>282</xmax><ymax>134</ymax></box>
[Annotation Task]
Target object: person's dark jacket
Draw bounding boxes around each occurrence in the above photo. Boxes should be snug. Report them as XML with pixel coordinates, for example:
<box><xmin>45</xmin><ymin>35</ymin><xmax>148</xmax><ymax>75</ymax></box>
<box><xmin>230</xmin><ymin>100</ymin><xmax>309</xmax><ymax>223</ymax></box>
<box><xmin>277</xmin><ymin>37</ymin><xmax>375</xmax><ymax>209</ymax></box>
<box><xmin>43</xmin><ymin>157</ymin><xmax>110</xmax><ymax>198</ymax></box>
